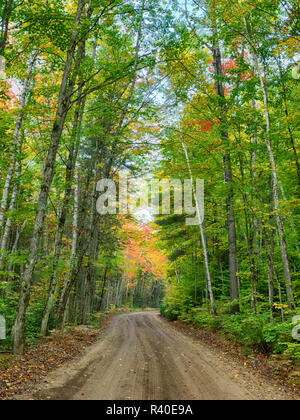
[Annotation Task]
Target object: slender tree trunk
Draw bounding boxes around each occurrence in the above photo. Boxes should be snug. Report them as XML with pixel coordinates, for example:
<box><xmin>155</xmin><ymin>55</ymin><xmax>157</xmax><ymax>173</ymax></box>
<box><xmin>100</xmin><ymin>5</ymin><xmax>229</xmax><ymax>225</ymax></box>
<box><xmin>250</xmin><ymin>98</ymin><xmax>260</xmax><ymax>313</ymax></box>
<box><xmin>98</xmin><ymin>267</ymin><xmax>108</xmax><ymax>311</ymax></box>
<box><xmin>244</xmin><ymin>16</ymin><xmax>295</xmax><ymax>309</ymax></box>
<box><xmin>40</xmin><ymin>92</ymin><xmax>84</xmax><ymax>336</ymax></box>
<box><xmin>80</xmin><ymin>164</ymin><xmax>102</xmax><ymax>322</ymax></box>
<box><xmin>40</xmin><ymin>145</ymin><xmax>76</xmax><ymax>335</ymax></box>
<box><xmin>275</xmin><ymin>269</ymin><xmax>285</xmax><ymax>322</ymax></box>
<box><xmin>237</xmin><ymin>143</ymin><xmax>257</xmax><ymax>313</ymax></box>
<box><xmin>263</xmin><ymin>226</ymin><xmax>274</xmax><ymax>322</ymax></box>
<box><xmin>55</xmin><ymin>0</ymin><xmax>143</xmax><ymax>330</ymax></box>
<box><xmin>276</xmin><ymin>57</ymin><xmax>300</xmax><ymax>190</ymax></box>
<box><xmin>174</xmin><ymin>260</ymin><xmax>181</xmax><ymax>285</ymax></box>
<box><xmin>0</xmin><ymin>50</ymin><xmax>37</xmax><ymax>236</ymax></box>
<box><xmin>118</xmin><ymin>276</ymin><xmax>126</xmax><ymax>307</ymax></box>
<box><xmin>0</xmin><ymin>160</ymin><xmax>21</xmax><ymax>268</ymax></box>
<box><xmin>212</xmin><ymin>43</ymin><xmax>239</xmax><ymax>312</ymax></box>
<box><xmin>243</xmin><ymin>215</ymin><xmax>257</xmax><ymax>314</ymax></box>
<box><xmin>56</xmin><ymin>147</ymin><xmax>100</xmax><ymax>329</ymax></box>
<box><xmin>180</xmin><ymin>138</ymin><xmax>216</xmax><ymax>315</ymax></box>
<box><xmin>12</xmin><ymin>0</ymin><xmax>86</xmax><ymax>354</ymax></box>
<box><xmin>253</xmin><ymin>56</ymin><xmax>294</xmax><ymax>309</ymax></box>
<box><xmin>0</xmin><ymin>0</ymin><xmax>13</xmax><ymax>55</ymax></box>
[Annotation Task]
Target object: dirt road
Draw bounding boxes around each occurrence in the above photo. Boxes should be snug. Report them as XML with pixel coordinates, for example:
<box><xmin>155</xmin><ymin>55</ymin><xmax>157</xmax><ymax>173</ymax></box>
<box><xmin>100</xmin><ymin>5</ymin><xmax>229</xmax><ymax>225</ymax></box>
<box><xmin>21</xmin><ymin>312</ymin><xmax>295</xmax><ymax>400</ymax></box>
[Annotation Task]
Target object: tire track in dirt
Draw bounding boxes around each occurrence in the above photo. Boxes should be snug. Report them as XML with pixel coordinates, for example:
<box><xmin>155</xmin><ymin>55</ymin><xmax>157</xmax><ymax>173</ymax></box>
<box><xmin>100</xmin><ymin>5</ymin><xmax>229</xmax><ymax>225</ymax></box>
<box><xmin>17</xmin><ymin>312</ymin><xmax>297</xmax><ymax>400</ymax></box>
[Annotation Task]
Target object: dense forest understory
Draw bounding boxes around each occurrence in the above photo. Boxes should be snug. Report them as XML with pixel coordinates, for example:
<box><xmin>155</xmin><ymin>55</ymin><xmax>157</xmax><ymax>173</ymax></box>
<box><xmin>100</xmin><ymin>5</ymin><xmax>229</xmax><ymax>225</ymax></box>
<box><xmin>0</xmin><ymin>0</ymin><xmax>299</xmax><ymax>373</ymax></box>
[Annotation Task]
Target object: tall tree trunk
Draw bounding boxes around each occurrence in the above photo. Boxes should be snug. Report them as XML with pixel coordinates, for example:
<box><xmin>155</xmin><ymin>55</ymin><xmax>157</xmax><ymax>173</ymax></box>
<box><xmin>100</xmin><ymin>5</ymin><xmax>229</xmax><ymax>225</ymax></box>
<box><xmin>250</xmin><ymin>99</ymin><xmax>260</xmax><ymax>312</ymax></box>
<box><xmin>0</xmin><ymin>159</ymin><xmax>21</xmax><ymax>268</ymax></box>
<box><xmin>212</xmin><ymin>43</ymin><xmax>239</xmax><ymax>312</ymax></box>
<box><xmin>250</xmin><ymin>51</ymin><xmax>295</xmax><ymax>309</ymax></box>
<box><xmin>0</xmin><ymin>50</ymin><xmax>37</xmax><ymax>236</ymax></box>
<box><xmin>56</xmin><ymin>144</ymin><xmax>100</xmax><ymax>329</ymax></box>
<box><xmin>40</xmin><ymin>91</ymin><xmax>85</xmax><ymax>336</ymax></box>
<box><xmin>180</xmin><ymin>138</ymin><xmax>216</xmax><ymax>315</ymax></box>
<box><xmin>262</xmin><ymin>224</ymin><xmax>274</xmax><ymax>322</ymax></box>
<box><xmin>0</xmin><ymin>0</ymin><xmax>13</xmax><ymax>55</ymax></box>
<box><xmin>56</xmin><ymin>245</ymin><xmax>87</xmax><ymax>329</ymax></box>
<box><xmin>98</xmin><ymin>266</ymin><xmax>108</xmax><ymax>311</ymax></box>
<box><xmin>243</xmin><ymin>16</ymin><xmax>295</xmax><ymax>309</ymax></box>
<box><xmin>6</xmin><ymin>220</ymin><xmax>27</xmax><ymax>277</ymax></box>
<box><xmin>12</xmin><ymin>0</ymin><xmax>86</xmax><ymax>354</ymax></box>
<box><xmin>276</xmin><ymin>56</ymin><xmax>300</xmax><ymax>191</ymax></box>
<box><xmin>40</xmin><ymin>145</ymin><xmax>76</xmax><ymax>335</ymax></box>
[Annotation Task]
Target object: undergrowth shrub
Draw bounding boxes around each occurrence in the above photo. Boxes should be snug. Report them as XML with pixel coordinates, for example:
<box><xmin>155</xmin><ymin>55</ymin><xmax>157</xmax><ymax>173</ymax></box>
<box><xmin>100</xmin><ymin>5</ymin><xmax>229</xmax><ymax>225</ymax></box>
<box><xmin>160</xmin><ymin>302</ymin><xmax>180</xmax><ymax>321</ymax></box>
<box><xmin>161</xmin><ymin>300</ymin><xmax>299</xmax><ymax>358</ymax></box>
<box><xmin>283</xmin><ymin>343</ymin><xmax>300</xmax><ymax>364</ymax></box>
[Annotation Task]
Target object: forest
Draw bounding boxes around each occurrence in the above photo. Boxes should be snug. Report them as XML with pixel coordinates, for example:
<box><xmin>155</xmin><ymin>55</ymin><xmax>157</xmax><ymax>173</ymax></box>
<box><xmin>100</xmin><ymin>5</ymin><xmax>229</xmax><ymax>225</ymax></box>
<box><xmin>0</xmin><ymin>0</ymin><xmax>299</xmax><ymax>365</ymax></box>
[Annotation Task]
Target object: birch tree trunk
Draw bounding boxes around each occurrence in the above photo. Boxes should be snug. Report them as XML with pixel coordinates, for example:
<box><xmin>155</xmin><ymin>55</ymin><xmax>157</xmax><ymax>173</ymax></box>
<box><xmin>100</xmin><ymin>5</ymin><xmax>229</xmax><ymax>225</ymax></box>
<box><xmin>0</xmin><ymin>50</ymin><xmax>37</xmax><ymax>236</ymax></box>
<box><xmin>250</xmin><ymin>98</ymin><xmax>260</xmax><ymax>313</ymax></box>
<box><xmin>174</xmin><ymin>260</ymin><xmax>181</xmax><ymax>285</ymax></box>
<box><xmin>246</xmin><ymin>36</ymin><xmax>295</xmax><ymax>309</ymax></box>
<box><xmin>262</xmin><ymin>220</ymin><xmax>274</xmax><ymax>322</ymax></box>
<box><xmin>0</xmin><ymin>160</ymin><xmax>21</xmax><ymax>268</ymax></box>
<box><xmin>276</xmin><ymin>57</ymin><xmax>300</xmax><ymax>190</ymax></box>
<box><xmin>180</xmin><ymin>138</ymin><xmax>216</xmax><ymax>315</ymax></box>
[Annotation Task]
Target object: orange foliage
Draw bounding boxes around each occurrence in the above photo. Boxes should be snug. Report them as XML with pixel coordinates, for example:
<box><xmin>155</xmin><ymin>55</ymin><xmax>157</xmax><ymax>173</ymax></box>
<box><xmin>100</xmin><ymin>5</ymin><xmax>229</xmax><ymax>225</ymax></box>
<box><xmin>122</xmin><ymin>222</ymin><xmax>168</xmax><ymax>283</ymax></box>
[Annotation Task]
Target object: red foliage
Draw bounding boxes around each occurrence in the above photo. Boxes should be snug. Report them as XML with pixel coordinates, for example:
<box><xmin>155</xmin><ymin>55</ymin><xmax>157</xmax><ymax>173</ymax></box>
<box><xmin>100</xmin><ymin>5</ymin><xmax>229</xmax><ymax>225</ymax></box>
<box><xmin>184</xmin><ymin>119</ymin><xmax>214</xmax><ymax>131</ymax></box>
